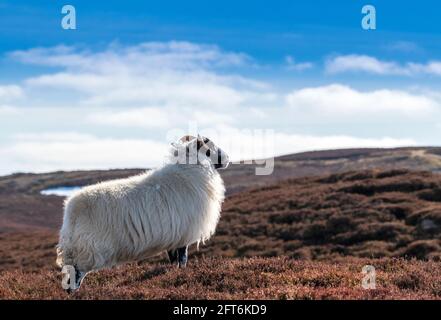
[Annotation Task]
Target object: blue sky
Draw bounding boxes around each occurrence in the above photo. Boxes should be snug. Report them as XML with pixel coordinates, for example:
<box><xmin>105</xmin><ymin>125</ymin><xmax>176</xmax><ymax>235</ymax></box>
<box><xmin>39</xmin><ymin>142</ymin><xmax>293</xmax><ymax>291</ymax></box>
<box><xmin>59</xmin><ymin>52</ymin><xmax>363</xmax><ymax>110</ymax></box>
<box><xmin>2</xmin><ymin>1</ymin><xmax>441</xmax><ymax>60</ymax></box>
<box><xmin>1</xmin><ymin>1</ymin><xmax>441</xmax><ymax>174</ymax></box>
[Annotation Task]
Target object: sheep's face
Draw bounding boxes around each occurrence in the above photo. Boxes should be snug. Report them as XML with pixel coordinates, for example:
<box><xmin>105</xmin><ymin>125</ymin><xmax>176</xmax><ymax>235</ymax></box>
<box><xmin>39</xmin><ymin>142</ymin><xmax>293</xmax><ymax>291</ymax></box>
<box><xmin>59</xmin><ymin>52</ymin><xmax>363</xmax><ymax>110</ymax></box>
<box><xmin>197</xmin><ymin>136</ymin><xmax>230</xmax><ymax>170</ymax></box>
<box><xmin>173</xmin><ymin>135</ymin><xmax>230</xmax><ymax>170</ymax></box>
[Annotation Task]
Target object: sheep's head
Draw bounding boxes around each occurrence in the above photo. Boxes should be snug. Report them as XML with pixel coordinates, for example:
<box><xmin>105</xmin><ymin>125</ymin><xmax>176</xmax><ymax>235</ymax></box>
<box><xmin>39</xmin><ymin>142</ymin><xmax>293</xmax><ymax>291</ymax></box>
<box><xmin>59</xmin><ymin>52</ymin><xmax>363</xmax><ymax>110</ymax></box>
<box><xmin>171</xmin><ymin>135</ymin><xmax>230</xmax><ymax>170</ymax></box>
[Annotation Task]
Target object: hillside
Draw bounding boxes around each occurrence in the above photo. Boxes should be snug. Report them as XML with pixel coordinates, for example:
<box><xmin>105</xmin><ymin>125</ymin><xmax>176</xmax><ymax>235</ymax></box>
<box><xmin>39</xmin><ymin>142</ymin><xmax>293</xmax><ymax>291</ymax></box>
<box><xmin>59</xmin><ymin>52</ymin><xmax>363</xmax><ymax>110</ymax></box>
<box><xmin>1</xmin><ymin>257</ymin><xmax>441</xmax><ymax>299</ymax></box>
<box><xmin>0</xmin><ymin>169</ymin><xmax>143</xmax><ymax>233</ymax></box>
<box><xmin>2</xmin><ymin>147</ymin><xmax>441</xmax><ymax>299</ymax></box>
<box><xmin>222</xmin><ymin>147</ymin><xmax>441</xmax><ymax>194</ymax></box>
<box><xmin>2</xmin><ymin>168</ymin><xmax>441</xmax><ymax>272</ymax></box>
<box><xmin>2</xmin><ymin>147</ymin><xmax>441</xmax><ymax>233</ymax></box>
<box><xmin>214</xmin><ymin>169</ymin><xmax>441</xmax><ymax>260</ymax></box>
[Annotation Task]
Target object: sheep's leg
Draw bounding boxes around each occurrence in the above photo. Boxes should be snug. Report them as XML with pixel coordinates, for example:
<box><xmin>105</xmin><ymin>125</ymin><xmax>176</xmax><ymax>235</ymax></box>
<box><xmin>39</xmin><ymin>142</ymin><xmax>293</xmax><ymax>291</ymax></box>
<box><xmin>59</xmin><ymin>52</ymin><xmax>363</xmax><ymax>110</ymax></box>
<box><xmin>75</xmin><ymin>269</ymin><xmax>87</xmax><ymax>288</ymax></box>
<box><xmin>177</xmin><ymin>246</ymin><xmax>188</xmax><ymax>268</ymax></box>
<box><xmin>167</xmin><ymin>249</ymin><xmax>179</xmax><ymax>265</ymax></box>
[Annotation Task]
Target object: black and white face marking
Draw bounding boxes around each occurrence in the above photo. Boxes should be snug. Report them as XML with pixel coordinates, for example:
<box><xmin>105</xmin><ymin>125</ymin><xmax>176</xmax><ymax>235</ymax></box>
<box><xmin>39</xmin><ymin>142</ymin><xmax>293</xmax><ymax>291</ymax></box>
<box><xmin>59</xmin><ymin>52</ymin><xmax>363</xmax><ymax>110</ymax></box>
<box><xmin>176</xmin><ymin>135</ymin><xmax>230</xmax><ymax>169</ymax></box>
<box><xmin>196</xmin><ymin>136</ymin><xmax>229</xmax><ymax>170</ymax></box>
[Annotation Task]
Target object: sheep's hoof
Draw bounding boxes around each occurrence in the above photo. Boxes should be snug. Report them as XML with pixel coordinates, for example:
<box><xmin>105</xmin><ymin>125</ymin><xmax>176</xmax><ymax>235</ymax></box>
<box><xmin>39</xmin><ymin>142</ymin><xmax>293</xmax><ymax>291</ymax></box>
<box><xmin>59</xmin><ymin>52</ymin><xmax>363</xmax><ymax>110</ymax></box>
<box><xmin>65</xmin><ymin>287</ymin><xmax>79</xmax><ymax>294</ymax></box>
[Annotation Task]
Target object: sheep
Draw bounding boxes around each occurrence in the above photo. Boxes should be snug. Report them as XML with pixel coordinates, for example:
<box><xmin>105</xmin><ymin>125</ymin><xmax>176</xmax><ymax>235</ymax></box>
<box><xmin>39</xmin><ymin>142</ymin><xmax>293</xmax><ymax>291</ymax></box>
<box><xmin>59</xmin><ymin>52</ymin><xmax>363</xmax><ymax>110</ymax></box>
<box><xmin>56</xmin><ymin>135</ymin><xmax>229</xmax><ymax>291</ymax></box>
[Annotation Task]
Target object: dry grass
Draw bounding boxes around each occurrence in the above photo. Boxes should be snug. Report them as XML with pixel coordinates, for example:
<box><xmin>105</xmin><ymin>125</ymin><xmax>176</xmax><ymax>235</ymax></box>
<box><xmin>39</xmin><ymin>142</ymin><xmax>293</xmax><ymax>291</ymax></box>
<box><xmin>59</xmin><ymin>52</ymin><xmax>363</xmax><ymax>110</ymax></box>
<box><xmin>1</xmin><ymin>257</ymin><xmax>440</xmax><ymax>299</ymax></box>
<box><xmin>213</xmin><ymin>169</ymin><xmax>441</xmax><ymax>260</ymax></box>
<box><xmin>2</xmin><ymin>149</ymin><xmax>441</xmax><ymax>299</ymax></box>
<box><xmin>3</xmin><ymin>169</ymin><xmax>441</xmax><ymax>274</ymax></box>
<box><xmin>0</xmin><ymin>231</ymin><xmax>58</xmax><ymax>271</ymax></box>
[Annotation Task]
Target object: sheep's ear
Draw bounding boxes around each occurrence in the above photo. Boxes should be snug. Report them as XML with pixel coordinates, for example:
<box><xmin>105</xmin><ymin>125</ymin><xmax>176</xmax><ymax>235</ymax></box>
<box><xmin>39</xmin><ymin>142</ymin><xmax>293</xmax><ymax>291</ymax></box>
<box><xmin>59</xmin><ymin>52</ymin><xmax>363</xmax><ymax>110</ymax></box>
<box><xmin>171</xmin><ymin>142</ymin><xmax>179</xmax><ymax>148</ymax></box>
<box><xmin>197</xmin><ymin>134</ymin><xmax>208</xmax><ymax>145</ymax></box>
<box><xmin>180</xmin><ymin>135</ymin><xmax>196</xmax><ymax>143</ymax></box>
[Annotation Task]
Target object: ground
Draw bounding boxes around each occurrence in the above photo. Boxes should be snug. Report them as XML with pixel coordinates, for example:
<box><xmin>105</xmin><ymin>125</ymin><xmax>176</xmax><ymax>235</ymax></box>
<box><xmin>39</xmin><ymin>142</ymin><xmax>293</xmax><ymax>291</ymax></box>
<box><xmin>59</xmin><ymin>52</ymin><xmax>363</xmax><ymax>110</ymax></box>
<box><xmin>1</xmin><ymin>257</ymin><xmax>440</xmax><ymax>299</ymax></box>
<box><xmin>2</xmin><ymin>147</ymin><xmax>441</xmax><ymax>299</ymax></box>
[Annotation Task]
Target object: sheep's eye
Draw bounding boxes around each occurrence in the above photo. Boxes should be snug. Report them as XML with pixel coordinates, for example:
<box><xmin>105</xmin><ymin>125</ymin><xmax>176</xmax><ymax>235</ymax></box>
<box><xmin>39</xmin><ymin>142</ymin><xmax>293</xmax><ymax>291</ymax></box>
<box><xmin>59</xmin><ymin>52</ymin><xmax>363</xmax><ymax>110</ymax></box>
<box><xmin>206</xmin><ymin>149</ymin><xmax>211</xmax><ymax>157</ymax></box>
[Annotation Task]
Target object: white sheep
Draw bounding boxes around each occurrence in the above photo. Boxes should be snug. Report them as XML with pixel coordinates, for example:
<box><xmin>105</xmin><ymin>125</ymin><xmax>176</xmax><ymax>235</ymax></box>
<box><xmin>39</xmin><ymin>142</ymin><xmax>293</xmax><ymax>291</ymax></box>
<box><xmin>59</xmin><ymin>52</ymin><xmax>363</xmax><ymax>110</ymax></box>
<box><xmin>56</xmin><ymin>135</ymin><xmax>229</xmax><ymax>291</ymax></box>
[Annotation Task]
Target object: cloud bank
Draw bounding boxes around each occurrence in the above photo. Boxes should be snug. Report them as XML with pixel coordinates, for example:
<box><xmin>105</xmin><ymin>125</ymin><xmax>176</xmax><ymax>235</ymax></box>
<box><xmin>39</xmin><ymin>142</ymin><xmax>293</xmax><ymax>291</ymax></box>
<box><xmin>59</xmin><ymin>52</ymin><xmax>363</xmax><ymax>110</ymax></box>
<box><xmin>0</xmin><ymin>42</ymin><xmax>439</xmax><ymax>174</ymax></box>
<box><xmin>326</xmin><ymin>54</ymin><xmax>441</xmax><ymax>76</ymax></box>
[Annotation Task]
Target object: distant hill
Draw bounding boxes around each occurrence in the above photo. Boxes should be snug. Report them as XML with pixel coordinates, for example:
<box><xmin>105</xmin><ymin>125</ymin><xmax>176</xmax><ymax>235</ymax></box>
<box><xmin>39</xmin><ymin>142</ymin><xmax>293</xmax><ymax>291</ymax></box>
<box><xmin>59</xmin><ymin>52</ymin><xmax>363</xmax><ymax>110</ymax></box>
<box><xmin>222</xmin><ymin>147</ymin><xmax>441</xmax><ymax>194</ymax></box>
<box><xmin>0</xmin><ymin>169</ymin><xmax>144</xmax><ymax>233</ymax></box>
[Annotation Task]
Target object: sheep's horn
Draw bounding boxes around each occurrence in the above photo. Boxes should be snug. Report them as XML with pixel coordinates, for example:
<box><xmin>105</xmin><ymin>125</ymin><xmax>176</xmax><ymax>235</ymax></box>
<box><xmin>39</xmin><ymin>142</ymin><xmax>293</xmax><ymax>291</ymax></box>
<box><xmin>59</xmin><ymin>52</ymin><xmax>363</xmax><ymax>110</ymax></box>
<box><xmin>179</xmin><ymin>135</ymin><xmax>196</xmax><ymax>142</ymax></box>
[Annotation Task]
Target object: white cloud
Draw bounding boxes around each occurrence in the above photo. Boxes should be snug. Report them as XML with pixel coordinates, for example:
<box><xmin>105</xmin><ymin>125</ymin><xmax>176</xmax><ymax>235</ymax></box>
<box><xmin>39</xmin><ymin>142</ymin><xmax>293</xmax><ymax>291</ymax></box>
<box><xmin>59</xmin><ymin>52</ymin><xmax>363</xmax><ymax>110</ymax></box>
<box><xmin>273</xmin><ymin>133</ymin><xmax>416</xmax><ymax>156</ymax></box>
<box><xmin>285</xmin><ymin>55</ymin><xmax>314</xmax><ymax>71</ymax></box>
<box><xmin>326</xmin><ymin>55</ymin><xmax>408</xmax><ymax>75</ymax></box>
<box><xmin>326</xmin><ymin>54</ymin><xmax>441</xmax><ymax>76</ymax></box>
<box><xmin>86</xmin><ymin>106</ymin><xmax>236</xmax><ymax>129</ymax></box>
<box><xmin>407</xmin><ymin>61</ymin><xmax>441</xmax><ymax>76</ymax></box>
<box><xmin>10</xmin><ymin>42</ymin><xmax>250</xmax><ymax>71</ymax></box>
<box><xmin>14</xmin><ymin>42</ymin><xmax>262</xmax><ymax>109</ymax></box>
<box><xmin>86</xmin><ymin>107</ymin><xmax>171</xmax><ymax>128</ymax></box>
<box><xmin>286</xmin><ymin>84</ymin><xmax>438</xmax><ymax>116</ymax></box>
<box><xmin>0</xmin><ymin>130</ymin><xmax>416</xmax><ymax>175</ymax></box>
<box><xmin>385</xmin><ymin>41</ymin><xmax>422</xmax><ymax>53</ymax></box>
<box><xmin>0</xmin><ymin>42</ymin><xmax>440</xmax><ymax>174</ymax></box>
<box><xmin>0</xmin><ymin>132</ymin><xmax>169</xmax><ymax>174</ymax></box>
<box><xmin>0</xmin><ymin>105</ymin><xmax>21</xmax><ymax>116</ymax></box>
<box><xmin>0</xmin><ymin>85</ymin><xmax>23</xmax><ymax>102</ymax></box>
<box><xmin>175</xmin><ymin>126</ymin><xmax>417</xmax><ymax>163</ymax></box>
